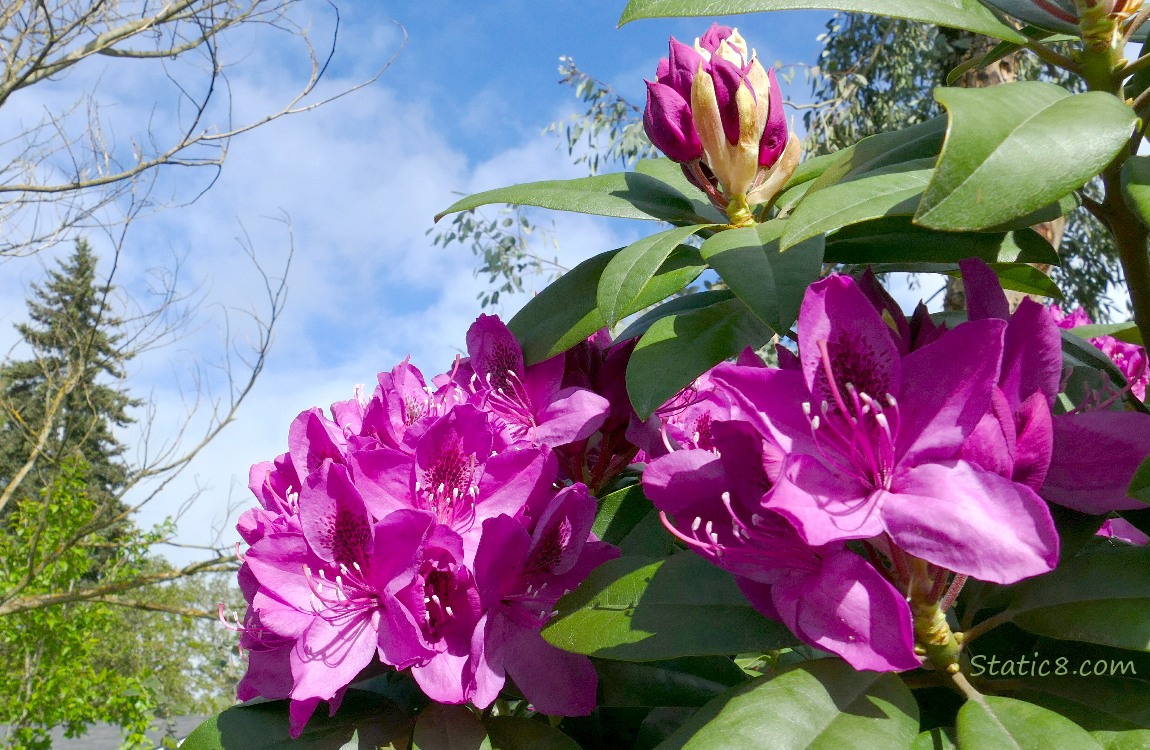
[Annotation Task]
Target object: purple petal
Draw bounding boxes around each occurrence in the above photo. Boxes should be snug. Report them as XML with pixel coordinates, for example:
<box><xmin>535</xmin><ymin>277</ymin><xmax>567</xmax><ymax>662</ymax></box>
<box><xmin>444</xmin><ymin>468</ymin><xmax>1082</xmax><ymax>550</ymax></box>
<box><xmin>467</xmin><ymin>613</ymin><xmax>508</xmax><ymax>710</ymax></box>
<box><xmin>798</xmin><ymin>276</ymin><xmax>903</xmax><ymax>411</ymax></box>
<box><xmin>959</xmin><ymin>257</ymin><xmax>1010</xmax><ymax>322</ymax></box>
<box><xmin>502</xmin><ymin>627</ymin><xmax>597</xmax><ymax>715</ymax></box>
<box><xmin>291</xmin><ymin>613</ymin><xmax>378</xmax><ymax>704</ymax></box>
<box><xmin>527</xmin><ymin>484</ymin><xmax>596</xmax><ymax>576</ymax></box>
<box><xmin>473</xmin><ymin>514</ymin><xmax>531</xmax><ymax>608</ymax></box>
<box><xmin>707</xmin><ymin>55</ymin><xmax>747</xmax><ymax>147</ymax></box>
<box><xmin>758</xmin><ymin>69</ymin><xmax>789</xmax><ymax>167</ymax></box>
<box><xmin>897</xmin><ymin>319</ymin><xmax>1005</xmax><ymax>465</ymax></box>
<box><xmin>476</xmin><ymin>445</ymin><xmax>558</xmax><ymax>524</ymax></box>
<box><xmin>532</xmin><ymin>387</ymin><xmax>610</xmax><ymax>446</ymax></box>
<box><xmin>699</xmin><ymin>23</ymin><xmax>733</xmax><ymax>53</ymax></box>
<box><xmin>855</xmin><ymin>267</ymin><xmax>910</xmax><ymax>355</ymax></box>
<box><xmin>710</xmin><ymin>366</ymin><xmax>815</xmax><ymax>454</ymax></box>
<box><xmin>1012</xmin><ymin>391</ymin><xmax>1053</xmax><ymax>491</ymax></box>
<box><xmin>466</xmin><ymin>313</ymin><xmax>525</xmax><ymax>385</ymax></box>
<box><xmin>772</xmin><ymin>553</ymin><xmax>919</xmax><ymax>671</ymax></box>
<box><xmin>1097</xmin><ymin>518</ymin><xmax>1149</xmax><ymax>546</ymax></box>
<box><xmin>642</xmin><ymin>448</ymin><xmax>725</xmax><ymax>515</ymax></box>
<box><xmin>962</xmin><ymin>387</ymin><xmax>1016</xmax><ymax>479</ymax></box>
<box><xmin>643</xmin><ymin>81</ymin><xmax>704</xmax><ymax>163</ymax></box>
<box><xmin>1000</xmin><ymin>297</ymin><xmax>1063</xmax><ymax>409</ymax></box>
<box><xmin>349</xmin><ymin>447</ymin><xmax>415</xmax><ymax>519</ymax></box>
<box><xmin>299</xmin><ymin>462</ymin><xmax>374</xmax><ymax>567</ymax></box>
<box><xmin>368</xmin><ymin>509</ymin><xmax>433</xmax><ymax>593</ymax></box>
<box><xmin>288</xmin><ymin>408</ymin><xmax>348</xmax><ymax>481</ymax></box>
<box><xmin>412</xmin><ymin>650</ymin><xmax>472</xmax><ymax>704</ymax></box>
<box><xmin>1043</xmin><ymin>411</ymin><xmax>1150</xmax><ymax>513</ymax></box>
<box><xmin>662</xmin><ymin>38</ymin><xmax>703</xmax><ymax>99</ymax></box>
<box><xmin>885</xmin><ymin>461</ymin><xmax>1059</xmax><ymax>584</ymax></box>
<box><xmin>767</xmin><ymin>454</ymin><xmax>885</xmax><ymax>545</ymax></box>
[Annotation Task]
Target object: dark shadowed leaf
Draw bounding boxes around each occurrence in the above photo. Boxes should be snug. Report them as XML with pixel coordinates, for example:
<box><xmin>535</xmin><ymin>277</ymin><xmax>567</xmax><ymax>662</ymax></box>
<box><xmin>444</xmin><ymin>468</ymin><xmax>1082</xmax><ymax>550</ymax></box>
<box><xmin>595</xmin><ymin>655</ymin><xmax>748</xmax><ymax>707</ymax></box>
<box><xmin>484</xmin><ymin>718</ymin><xmax>581</xmax><ymax>749</ymax></box>
<box><xmin>413</xmin><ymin>704</ymin><xmax>490</xmax><ymax>750</ymax></box>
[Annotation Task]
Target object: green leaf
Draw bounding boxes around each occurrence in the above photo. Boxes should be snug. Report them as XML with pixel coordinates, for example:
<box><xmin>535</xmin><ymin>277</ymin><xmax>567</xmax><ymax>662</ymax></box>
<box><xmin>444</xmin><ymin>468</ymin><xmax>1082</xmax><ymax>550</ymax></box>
<box><xmin>1000</xmin><ymin>676</ymin><xmax>1150</xmax><ymax>734</ymax></box>
<box><xmin>1094</xmin><ymin>730</ymin><xmax>1150</xmax><ymax>750</ymax></box>
<box><xmin>435</xmin><ymin>171</ymin><xmax>715</xmax><ymax>224</ymax></box>
<box><xmin>541</xmin><ymin>554</ymin><xmax>798</xmax><ymax>661</ymax></box>
<box><xmin>1006</xmin><ymin>546</ymin><xmax>1150</xmax><ymax>651</ymax></box>
<box><xmin>1065</xmin><ymin>323</ymin><xmax>1144</xmax><ymax>346</ymax></box>
<box><xmin>592</xmin><ymin>485</ymin><xmax>654</xmax><ymax>546</ymax></box>
<box><xmin>824</xmin><ymin>219</ymin><xmax>1059</xmax><ymax>266</ymax></box>
<box><xmin>618</xmin><ymin>0</ymin><xmax>1025</xmax><ymax>42</ymax></box>
<box><xmin>507</xmin><ymin>249</ymin><xmax>612</xmax><ymax>365</ymax></box>
<box><xmin>984</xmin><ymin>263</ymin><xmax>1063</xmax><ymax>299</ymax></box>
<box><xmin>700</xmin><ymin>221</ymin><xmax>824</xmax><ymax>332</ymax></box>
<box><xmin>595</xmin><ymin>656</ymin><xmax>749</xmax><ymax>708</ymax></box>
<box><xmin>1129</xmin><ymin>456</ymin><xmax>1150</xmax><ymax>505</ymax></box>
<box><xmin>956</xmin><ymin>697</ymin><xmax>1104</xmax><ymax>750</ymax></box>
<box><xmin>911</xmin><ymin>728</ymin><xmax>957</xmax><ymax>750</ymax></box>
<box><xmin>654</xmin><ymin>659</ymin><xmax>920</xmax><ymax>749</ymax></box>
<box><xmin>181</xmin><ymin>691</ymin><xmax>414</xmax><ymax>750</ymax></box>
<box><xmin>484</xmin><ymin>718</ymin><xmax>581</xmax><ymax>750</ymax></box>
<box><xmin>635</xmin><ymin>159</ymin><xmax>728</xmax><ymax>223</ymax></box>
<box><xmin>507</xmin><ymin>246</ymin><xmax>704</xmax><ymax>365</ymax></box>
<box><xmin>615</xmin><ymin>290</ymin><xmax>733</xmax><ymax>344</ymax></box>
<box><xmin>413</xmin><ymin>704</ymin><xmax>491</xmax><ymax>750</ymax></box>
<box><xmin>916</xmin><ymin>83</ymin><xmax>1137</xmax><ymax>231</ymax></box>
<box><xmin>627</xmin><ymin>297</ymin><xmax>773</xmax><ymax>419</ymax></box>
<box><xmin>617</xmin><ymin>507</ymin><xmax>679</xmax><ymax>557</ymax></box>
<box><xmin>598</xmin><ymin>225</ymin><xmax>712</xmax><ymax>328</ymax></box>
<box><xmin>1122</xmin><ymin>155</ymin><xmax>1150</xmax><ymax>230</ymax></box>
<box><xmin>782</xmin><ymin>159</ymin><xmax>933</xmax><ymax>249</ymax></box>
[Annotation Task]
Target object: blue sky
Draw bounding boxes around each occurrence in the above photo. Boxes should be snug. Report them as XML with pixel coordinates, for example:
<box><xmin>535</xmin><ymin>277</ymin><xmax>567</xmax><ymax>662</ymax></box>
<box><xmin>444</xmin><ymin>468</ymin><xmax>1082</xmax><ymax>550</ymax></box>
<box><xmin>0</xmin><ymin>2</ymin><xmax>868</xmax><ymax>560</ymax></box>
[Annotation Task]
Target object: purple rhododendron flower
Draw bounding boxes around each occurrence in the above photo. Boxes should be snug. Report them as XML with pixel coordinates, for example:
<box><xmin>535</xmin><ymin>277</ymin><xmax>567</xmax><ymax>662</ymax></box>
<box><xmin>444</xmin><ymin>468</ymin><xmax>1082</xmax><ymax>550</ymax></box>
<box><xmin>464</xmin><ymin>314</ymin><xmax>610</xmax><ymax>450</ymax></box>
<box><xmin>469</xmin><ymin>484</ymin><xmax>618</xmax><ymax>714</ymax></box>
<box><xmin>1049</xmin><ymin>304</ymin><xmax>1148</xmax><ymax>401</ymax></box>
<box><xmin>643</xmin><ymin>419</ymin><xmax>918</xmax><ymax>671</ymax></box>
<box><xmin>716</xmin><ymin>275</ymin><xmax>1060</xmax><ymax>585</ymax></box>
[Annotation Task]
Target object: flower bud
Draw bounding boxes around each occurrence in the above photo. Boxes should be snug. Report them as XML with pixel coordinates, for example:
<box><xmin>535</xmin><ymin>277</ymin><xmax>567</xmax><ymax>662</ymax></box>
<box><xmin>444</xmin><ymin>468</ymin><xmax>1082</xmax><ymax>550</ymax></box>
<box><xmin>643</xmin><ymin>24</ymin><xmax>800</xmax><ymax>226</ymax></box>
<box><xmin>979</xmin><ymin>0</ymin><xmax>1147</xmax><ymax>39</ymax></box>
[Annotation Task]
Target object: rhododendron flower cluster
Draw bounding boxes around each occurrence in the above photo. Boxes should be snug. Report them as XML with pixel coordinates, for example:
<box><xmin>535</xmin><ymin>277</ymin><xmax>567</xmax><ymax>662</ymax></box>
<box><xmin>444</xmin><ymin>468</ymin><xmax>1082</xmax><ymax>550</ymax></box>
<box><xmin>642</xmin><ymin>259</ymin><xmax>1150</xmax><ymax>672</ymax></box>
<box><xmin>230</xmin><ymin>315</ymin><xmax>619</xmax><ymax>736</ymax></box>
<box><xmin>1049</xmin><ymin>303</ymin><xmax>1148</xmax><ymax>401</ymax></box>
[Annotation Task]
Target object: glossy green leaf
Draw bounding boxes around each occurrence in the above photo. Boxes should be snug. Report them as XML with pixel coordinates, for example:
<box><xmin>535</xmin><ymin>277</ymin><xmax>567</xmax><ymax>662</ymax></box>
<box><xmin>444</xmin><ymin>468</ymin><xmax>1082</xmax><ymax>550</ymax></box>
<box><xmin>435</xmin><ymin>171</ymin><xmax>714</xmax><ymax>225</ymax></box>
<box><xmin>484</xmin><ymin>718</ymin><xmax>581</xmax><ymax>750</ymax></box>
<box><xmin>983</xmin><ymin>263</ymin><xmax>1063</xmax><ymax>299</ymax></box>
<box><xmin>1000</xmin><ymin>676</ymin><xmax>1150</xmax><ymax>734</ymax></box>
<box><xmin>1129</xmin><ymin>456</ymin><xmax>1150</xmax><ymax>504</ymax></box>
<box><xmin>1093</xmin><ymin>730</ymin><xmax>1150</xmax><ymax>750</ymax></box>
<box><xmin>595</xmin><ymin>656</ymin><xmax>748</xmax><ymax>708</ymax></box>
<box><xmin>615</xmin><ymin>290</ymin><xmax>733</xmax><ymax>344</ymax></box>
<box><xmin>911</xmin><ymin>728</ymin><xmax>957</xmax><ymax>750</ymax></box>
<box><xmin>598</xmin><ymin>225</ymin><xmax>712</xmax><ymax>327</ymax></box>
<box><xmin>618</xmin><ymin>0</ymin><xmax>1025</xmax><ymax>42</ymax></box>
<box><xmin>956</xmin><ymin>697</ymin><xmax>1104</xmax><ymax>750</ymax></box>
<box><xmin>654</xmin><ymin>659</ymin><xmax>919</xmax><ymax>749</ymax></box>
<box><xmin>1006</xmin><ymin>546</ymin><xmax>1150</xmax><ymax>651</ymax></box>
<box><xmin>182</xmin><ymin>691</ymin><xmax>413</xmax><ymax>750</ymax></box>
<box><xmin>824</xmin><ymin>219</ymin><xmax>1059</xmax><ymax>266</ymax></box>
<box><xmin>507</xmin><ymin>250</ymin><xmax>612</xmax><ymax>365</ymax></box>
<box><xmin>626</xmin><ymin>296</ymin><xmax>773</xmax><ymax>419</ymax></box>
<box><xmin>1121</xmin><ymin>155</ymin><xmax>1150</xmax><ymax>229</ymax></box>
<box><xmin>541</xmin><ymin>554</ymin><xmax>798</xmax><ymax>661</ymax></box>
<box><xmin>617</xmin><ymin>507</ymin><xmax>678</xmax><ymax>557</ymax></box>
<box><xmin>413</xmin><ymin>704</ymin><xmax>490</xmax><ymax>750</ymax></box>
<box><xmin>782</xmin><ymin>159</ymin><xmax>934</xmax><ymax>249</ymax></box>
<box><xmin>508</xmin><ymin>245</ymin><xmax>705</xmax><ymax>365</ymax></box>
<box><xmin>917</xmin><ymin>83</ymin><xmax>1136</xmax><ymax>231</ymax></box>
<box><xmin>635</xmin><ymin>159</ymin><xmax>728</xmax><ymax>223</ymax></box>
<box><xmin>592</xmin><ymin>485</ymin><xmax>654</xmax><ymax>546</ymax></box>
<box><xmin>700</xmin><ymin>221</ymin><xmax>824</xmax><ymax>332</ymax></box>
<box><xmin>1065</xmin><ymin>323</ymin><xmax>1144</xmax><ymax>346</ymax></box>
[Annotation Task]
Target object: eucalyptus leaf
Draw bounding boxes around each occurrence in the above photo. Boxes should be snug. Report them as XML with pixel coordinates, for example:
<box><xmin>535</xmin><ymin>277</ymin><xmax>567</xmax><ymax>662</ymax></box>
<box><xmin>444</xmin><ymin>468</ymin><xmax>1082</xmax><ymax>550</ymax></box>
<box><xmin>181</xmin><ymin>691</ymin><xmax>413</xmax><ymax>750</ymax></box>
<box><xmin>618</xmin><ymin>0</ymin><xmax>1025</xmax><ymax>42</ymax></box>
<box><xmin>598</xmin><ymin>225</ymin><xmax>712</xmax><ymax>328</ymax></box>
<box><xmin>1005</xmin><ymin>546</ymin><xmax>1150</xmax><ymax>651</ymax></box>
<box><xmin>700</xmin><ymin>221</ymin><xmax>824</xmax><ymax>332</ymax></box>
<box><xmin>540</xmin><ymin>554</ymin><xmax>798</xmax><ymax>661</ymax></box>
<box><xmin>956</xmin><ymin>697</ymin><xmax>1104</xmax><ymax>750</ymax></box>
<box><xmin>916</xmin><ymin>82</ymin><xmax>1136</xmax><ymax>231</ymax></box>
<box><xmin>627</xmin><ymin>296</ymin><xmax>773</xmax><ymax>419</ymax></box>
<box><xmin>435</xmin><ymin>172</ymin><xmax>713</xmax><ymax>225</ymax></box>
<box><xmin>653</xmin><ymin>659</ymin><xmax>920</xmax><ymax>750</ymax></box>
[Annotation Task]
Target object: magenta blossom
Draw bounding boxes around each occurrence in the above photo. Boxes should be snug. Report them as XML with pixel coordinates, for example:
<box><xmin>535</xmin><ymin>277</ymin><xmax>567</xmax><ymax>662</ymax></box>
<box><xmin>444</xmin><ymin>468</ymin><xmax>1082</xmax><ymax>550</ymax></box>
<box><xmin>464</xmin><ymin>314</ymin><xmax>610</xmax><ymax>450</ymax></box>
<box><xmin>716</xmin><ymin>275</ymin><xmax>1060</xmax><ymax>585</ymax></box>
<box><xmin>643</xmin><ymin>418</ymin><xmax>919</xmax><ymax>671</ymax></box>
<box><xmin>468</xmin><ymin>484</ymin><xmax>618</xmax><ymax>714</ymax></box>
<box><xmin>1049</xmin><ymin>304</ymin><xmax>1147</xmax><ymax>401</ymax></box>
